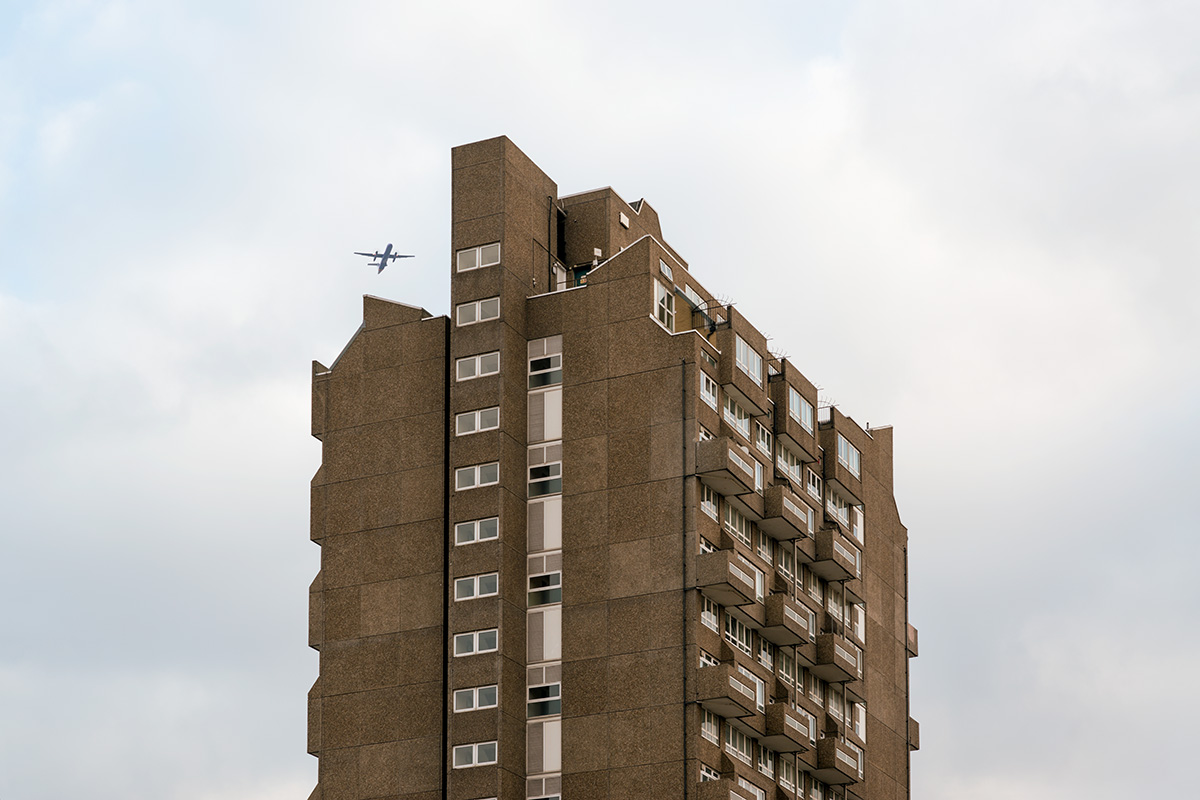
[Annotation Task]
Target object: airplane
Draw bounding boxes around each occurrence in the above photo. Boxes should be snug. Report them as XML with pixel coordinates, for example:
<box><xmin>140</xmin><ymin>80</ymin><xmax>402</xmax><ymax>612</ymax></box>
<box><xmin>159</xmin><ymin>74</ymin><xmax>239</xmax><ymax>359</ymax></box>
<box><xmin>354</xmin><ymin>243</ymin><xmax>414</xmax><ymax>273</ymax></box>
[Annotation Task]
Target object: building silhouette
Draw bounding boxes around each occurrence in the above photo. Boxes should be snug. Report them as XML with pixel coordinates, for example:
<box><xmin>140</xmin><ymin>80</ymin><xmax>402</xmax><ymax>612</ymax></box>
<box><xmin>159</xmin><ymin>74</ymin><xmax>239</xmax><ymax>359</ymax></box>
<box><xmin>307</xmin><ymin>136</ymin><xmax>919</xmax><ymax>800</ymax></box>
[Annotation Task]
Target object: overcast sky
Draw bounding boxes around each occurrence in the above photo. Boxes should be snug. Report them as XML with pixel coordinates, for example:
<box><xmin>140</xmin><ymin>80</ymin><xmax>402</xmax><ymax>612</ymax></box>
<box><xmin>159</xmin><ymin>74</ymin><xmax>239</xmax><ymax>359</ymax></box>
<box><xmin>2</xmin><ymin>1</ymin><xmax>1198</xmax><ymax>798</ymax></box>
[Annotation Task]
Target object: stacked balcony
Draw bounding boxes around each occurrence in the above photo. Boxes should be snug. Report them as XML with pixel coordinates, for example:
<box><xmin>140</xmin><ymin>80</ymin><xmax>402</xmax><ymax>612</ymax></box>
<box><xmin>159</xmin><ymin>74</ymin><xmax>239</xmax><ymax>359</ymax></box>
<box><xmin>812</xmin><ymin>528</ymin><xmax>860</xmax><ymax>582</ymax></box>
<box><xmin>761</xmin><ymin>702</ymin><xmax>815</xmax><ymax>753</ymax></box>
<box><xmin>695</xmin><ymin>662</ymin><xmax>759</xmax><ymax>719</ymax></box>
<box><xmin>760</xmin><ymin>594</ymin><xmax>815</xmax><ymax>647</ymax></box>
<box><xmin>768</xmin><ymin>362</ymin><xmax>820</xmax><ymax>462</ymax></box>
<box><xmin>759</xmin><ymin>484</ymin><xmax>813</xmax><ymax>542</ymax></box>
<box><xmin>696</xmin><ymin>437</ymin><xmax>757</xmax><ymax>497</ymax></box>
<box><xmin>812</xmin><ymin>634</ymin><xmax>863</xmax><ymax>683</ymax></box>
<box><xmin>814</xmin><ymin>737</ymin><xmax>864</xmax><ymax>785</ymax></box>
<box><xmin>697</xmin><ymin>549</ymin><xmax>758</xmax><ymax>607</ymax></box>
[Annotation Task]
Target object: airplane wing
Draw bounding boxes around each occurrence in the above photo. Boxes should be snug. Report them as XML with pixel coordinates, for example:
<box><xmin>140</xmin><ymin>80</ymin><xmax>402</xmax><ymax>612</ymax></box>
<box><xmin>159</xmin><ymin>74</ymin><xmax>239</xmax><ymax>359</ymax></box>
<box><xmin>354</xmin><ymin>251</ymin><xmax>379</xmax><ymax>257</ymax></box>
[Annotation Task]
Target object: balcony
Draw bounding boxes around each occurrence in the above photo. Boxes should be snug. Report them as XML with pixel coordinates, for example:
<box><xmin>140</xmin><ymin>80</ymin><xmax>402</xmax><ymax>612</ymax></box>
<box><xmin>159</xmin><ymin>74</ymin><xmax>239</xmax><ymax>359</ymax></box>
<box><xmin>694</xmin><ymin>662</ymin><xmax>758</xmax><ymax>719</ymax></box>
<box><xmin>762</xmin><ymin>702</ymin><xmax>815</xmax><ymax>753</ymax></box>
<box><xmin>696</xmin><ymin>437</ymin><xmax>757</xmax><ymax>496</ymax></box>
<box><xmin>697</xmin><ymin>550</ymin><xmax>758</xmax><ymax>607</ymax></box>
<box><xmin>768</xmin><ymin>368</ymin><xmax>819</xmax><ymax>463</ymax></box>
<box><xmin>759</xmin><ymin>485</ymin><xmax>813</xmax><ymax>542</ymax></box>
<box><xmin>713</xmin><ymin>315</ymin><xmax>770</xmax><ymax>416</ymax></box>
<box><xmin>909</xmin><ymin>716</ymin><xmax>920</xmax><ymax>751</ymax></box>
<box><xmin>818</xmin><ymin>409</ymin><xmax>865</xmax><ymax>505</ymax></box>
<box><xmin>814</xmin><ymin>737</ymin><xmax>863</xmax><ymax>785</ymax></box>
<box><xmin>812</xmin><ymin>634</ymin><xmax>863</xmax><ymax>683</ymax></box>
<box><xmin>812</xmin><ymin>528</ymin><xmax>860</xmax><ymax>582</ymax></box>
<box><xmin>760</xmin><ymin>594</ymin><xmax>815</xmax><ymax>647</ymax></box>
<box><xmin>907</xmin><ymin>623</ymin><xmax>919</xmax><ymax>658</ymax></box>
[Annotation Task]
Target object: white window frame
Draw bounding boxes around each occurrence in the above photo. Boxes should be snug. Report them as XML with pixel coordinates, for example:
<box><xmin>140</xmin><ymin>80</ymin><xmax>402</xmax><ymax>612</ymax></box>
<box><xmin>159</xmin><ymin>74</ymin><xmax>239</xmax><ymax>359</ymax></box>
<box><xmin>700</xmin><ymin>763</ymin><xmax>720</xmax><ymax>782</ymax></box>
<box><xmin>455</xmin><ymin>517</ymin><xmax>499</xmax><ymax>545</ymax></box>
<box><xmin>737</xmin><ymin>664</ymin><xmax>766</xmax><ymax>712</ymax></box>
<box><xmin>455</xmin><ymin>296</ymin><xmax>500</xmax><ymax>326</ymax></box>
<box><xmin>778</xmin><ymin>649</ymin><xmax>795</xmax><ymax>686</ymax></box>
<box><xmin>737</xmin><ymin>553</ymin><xmax>765</xmax><ymax>602</ymax></box>
<box><xmin>723</xmin><ymin>504</ymin><xmax>752</xmax><ymax>546</ymax></box>
<box><xmin>455</xmin><ymin>242</ymin><xmax>500</xmax><ymax>273</ymax></box>
<box><xmin>453</xmin><ymin>628</ymin><xmax>498</xmax><ymax>657</ymax></box>
<box><xmin>702</xmin><ymin>596</ymin><xmax>720</xmax><ymax>631</ymax></box>
<box><xmin>456</xmin><ymin>407</ymin><xmax>500</xmax><ymax>436</ymax></box>
<box><xmin>777</xmin><ymin>545</ymin><xmax>795</xmax><ymax>581</ymax></box>
<box><xmin>528</xmin><ymin>353</ymin><xmax>562</xmax><ymax>388</ymax></box>
<box><xmin>698</xmin><ymin>425</ymin><xmax>715</xmax><ymax>442</ymax></box>
<box><xmin>725</xmin><ymin>614</ymin><xmax>753</xmax><ymax>656</ymax></box>
<box><xmin>827</xmin><ymin>490</ymin><xmax>851</xmax><ymax>526</ymax></box>
<box><xmin>701</xmin><ymin>709</ymin><xmax>720</xmax><ymax>744</ymax></box>
<box><xmin>735</xmin><ymin>335</ymin><xmax>763</xmax><ymax>386</ymax></box>
<box><xmin>723</xmin><ymin>394</ymin><xmax>751</xmax><ymax>439</ymax></box>
<box><xmin>850</xmin><ymin>505</ymin><xmax>864</xmax><ymax>544</ymax></box>
<box><xmin>725</xmin><ymin>724</ymin><xmax>752</xmax><ymax>764</ymax></box>
<box><xmin>701</xmin><ymin>484</ymin><xmax>718</xmax><ymax>520</ymax></box>
<box><xmin>455</xmin><ymin>462</ymin><xmax>499</xmax><ymax>491</ymax></box>
<box><xmin>837</xmin><ymin>433</ymin><xmax>861</xmax><ymax>478</ymax></box>
<box><xmin>527</xmin><ymin>682</ymin><xmax>562</xmax><ymax>718</ymax></box>
<box><xmin>758</xmin><ymin>744</ymin><xmax>775</xmax><ymax>779</ymax></box>
<box><xmin>738</xmin><ymin>777</ymin><xmax>766</xmax><ymax>800</ymax></box>
<box><xmin>453</xmin><ymin>684</ymin><xmax>498</xmax><ymax>712</ymax></box>
<box><xmin>754</xmin><ymin>421</ymin><xmax>772</xmax><ymax>457</ymax></box>
<box><xmin>700</xmin><ymin>372</ymin><xmax>719</xmax><ymax>410</ymax></box>
<box><xmin>456</xmin><ymin>352</ymin><xmax>500</xmax><ymax>382</ymax></box>
<box><xmin>528</xmin><ymin>571</ymin><xmax>562</xmax><ymax>606</ymax></box>
<box><xmin>659</xmin><ymin>258</ymin><xmax>674</xmax><ymax>280</ymax></box>
<box><xmin>454</xmin><ymin>572</ymin><xmax>499</xmax><ymax>601</ymax></box>
<box><xmin>758</xmin><ymin>638</ymin><xmax>774</xmax><ymax>671</ymax></box>
<box><xmin>528</xmin><ymin>460</ymin><xmax>563</xmax><ymax>498</ymax></box>
<box><xmin>806</xmin><ymin>468</ymin><xmax>822</xmax><ymax>501</ymax></box>
<box><xmin>777</xmin><ymin>445</ymin><xmax>803</xmax><ymax>484</ymax></box>
<box><xmin>779</xmin><ymin>756</ymin><xmax>797</xmax><ymax>791</ymax></box>
<box><xmin>655</xmin><ymin>279</ymin><xmax>675</xmax><ymax>330</ymax></box>
<box><xmin>699</xmin><ymin>649</ymin><xmax>720</xmax><ymax>667</ymax></box>
<box><xmin>788</xmin><ymin>387</ymin><xmax>814</xmax><ymax>432</ymax></box>
<box><xmin>452</xmin><ymin>740</ymin><xmax>498</xmax><ymax>768</ymax></box>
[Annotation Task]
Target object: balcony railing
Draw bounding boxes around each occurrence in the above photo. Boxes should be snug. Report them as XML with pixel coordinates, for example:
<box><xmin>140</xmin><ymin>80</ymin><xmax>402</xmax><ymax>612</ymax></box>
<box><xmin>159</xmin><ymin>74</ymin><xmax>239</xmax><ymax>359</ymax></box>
<box><xmin>697</xmin><ymin>550</ymin><xmax>758</xmax><ymax>607</ymax></box>
<box><xmin>759</xmin><ymin>485</ymin><xmax>813</xmax><ymax>542</ymax></box>
<box><xmin>696</xmin><ymin>437</ymin><xmax>757</xmax><ymax>496</ymax></box>
<box><xmin>762</xmin><ymin>702</ymin><xmax>815</xmax><ymax>753</ymax></box>
<box><xmin>814</xmin><ymin>737</ymin><xmax>864</xmax><ymax>785</ymax></box>
<box><xmin>694</xmin><ymin>662</ymin><xmax>758</xmax><ymax>719</ymax></box>
<box><xmin>760</xmin><ymin>594</ymin><xmax>815</xmax><ymax>647</ymax></box>
<box><xmin>812</xmin><ymin>527</ymin><xmax>860</xmax><ymax>581</ymax></box>
<box><xmin>812</xmin><ymin>634</ymin><xmax>863</xmax><ymax>683</ymax></box>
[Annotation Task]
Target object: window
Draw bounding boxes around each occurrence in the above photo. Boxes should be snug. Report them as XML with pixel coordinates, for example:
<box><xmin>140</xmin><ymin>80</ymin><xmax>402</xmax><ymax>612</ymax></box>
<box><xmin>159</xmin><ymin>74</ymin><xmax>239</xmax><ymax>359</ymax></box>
<box><xmin>700</xmin><ymin>763</ymin><xmax>720</xmax><ymax>782</ymax></box>
<box><xmin>701</xmin><ymin>349</ymin><xmax>718</xmax><ymax>368</ymax></box>
<box><xmin>738</xmin><ymin>777</ymin><xmax>766</xmax><ymax>800</ymax></box>
<box><xmin>853</xmin><ymin>603</ymin><xmax>865</xmax><ymax>643</ymax></box>
<box><xmin>702</xmin><ymin>597</ymin><xmax>720</xmax><ymax>631</ymax></box>
<box><xmin>754</xmin><ymin>422</ymin><xmax>772</xmax><ymax>457</ymax></box>
<box><xmin>725</xmin><ymin>724</ymin><xmax>752</xmax><ymax>764</ymax></box>
<box><xmin>828</xmin><ymin>683</ymin><xmax>845</xmax><ymax>721</ymax></box>
<box><xmin>659</xmin><ymin>258</ymin><xmax>674</xmax><ymax>280</ymax></box>
<box><xmin>698</xmin><ymin>425</ymin><xmax>715</xmax><ymax>442</ymax></box>
<box><xmin>701</xmin><ymin>709</ymin><xmax>720</xmax><ymax>744</ymax></box>
<box><xmin>453</xmin><ymin>685</ymin><xmax>498</xmax><ymax>712</ymax></box>
<box><xmin>758</xmin><ymin>745</ymin><xmax>775</xmax><ymax>779</ymax></box>
<box><xmin>837</xmin><ymin>434</ymin><xmax>861</xmax><ymax>478</ymax></box>
<box><xmin>453</xmin><ymin>629</ymin><xmax>498</xmax><ymax>657</ymax></box>
<box><xmin>812</xmin><ymin>778</ymin><xmax>826</xmax><ymax>800</ymax></box>
<box><xmin>758</xmin><ymin>638</ymin><xmax>774</xmax><ymax>671</ymax></box>
<box><xmin>701</xmin><ymin>484</ymin><xmax>718</xmax><ymax>519</ymax></box>
<box><xmin>455</xmin><ymin>517</ymin><xmax>499</xmax><ymax>545</ymax></box>
<box><xmin>738</xmin><ymin>664</ymin><xmax>765</xmax><ymax>712</ymax></box>
<box><xmin>795</xmin><ymin>706</ymin><xmax>817</xmax><ymax>745</ymax></box>
<box><xmin>456</xmin><ymin>407</ymin><xmax>500</xmax><ymax>436</ymax></box>
<box><xmin>779</xmin><ymin>757</ymin><xmax>797</xmax><ymax>791</ymax></box>
<box><xmin>852</xmin><ymin>701</ymin><xmax>867</xmax><ymax>740</ymax></box>
<box><xmin>455</xmin><ymin>242</ymin><xmax>500</xmax><ymax>272</ymax></box>
<box><xmin>699</xmin><ymin>538</ymin><xmax>716</xmax><ymax>554</ymax></box>
<box><xmin>528</xmin><ymin>572</ymin><xmax>562</xmax><ymax>606</ymax></box>
<box><xmin>528</xmin><ymin>462</ymin><xmax>562</xmax><ymax>497</ymax></box>
<box><xmin>777</xmin><ymin>545</ymin><xmax>795</xmax><ymax>581</ymax></box>
<box><xmin>529</xmin><ymin>353</ymin><xmax>562</xmax><ymax>388</ymax></box>
<box><xmin>735</xmin><ymin>336</ymin><xmax>763</xmax><ymax>386</ymax></box>
<box><xmin>850</xmin><ymin>506</ymin><xmax>864</xmax><ymax>544</ymax></box>
<box><xmin>756</xmin><ymin>530</ymin><xmax>771</xmax><ymax>562</ymax></box>
<box><xmin>788</xmin><ymin>387</ymin><xmax>814</xmax><ymax>432</ymax></box>
<box><xmin>725</xmin><ymin>614</ymin><xmax>752</xmax><ymax>655</ymax></box>
<box><xmin>754</xmin><ymin>460</ymin><xmax>764</xmax><ymax>494</ymax></box>
<box><xmin>455</xmin><ymin>572</ymin><xmax>499</xmax><ymax>601</ymax></box>
<box><xmin>456</xmin><ymin>297</ymin><xmax>500</xmax><ymax>326</ymax></box>
<box><xmin>723</xmin><ymin>395</ymin><xmax>751</xmax><ymax>439</ymax></box>
<box><xmin>723</xmin><ymin>504</ymin><xmax>752</xmax><ymax>546</ymax></box>
<box><xmin>778</xmin><ymin>649</ymin><xmax>795</xmax><ymax>686</ymax></box>
<box><xmin>777</xmin><ymin>445</ymin><xmax>804</xmax><ymax>484</ymax></box>
<box><xmin>455</xmin><ymin>462</ymin><xmax>499</xmax><ymax>490</ymax></box>
<box><xmin>700</xmin><ymin>373</ymin><xmax>719</xmax><ymax>410</ymax></box>
<box><xmin>452</xmin><ymin>741</ymin><xmax>498</xmax><ymax>768</ymax></box>
<box><xmin>806</xmin><ymin>468</ymin><xmax>822</xmax><ymax>500</ymax></box>
<box><xmin>456</xmin><ymin>352</ymin><xmax>500</xmax><ymax>381</ymax></box>
<box><xmin>827</xmin><ymin>491</ymin><xmax>851</xmax><ymax>526</ymax></box>
<box><xmin>528</xmin><ymin>683</ymin><xmax>561</xmax><ymax>717</ymax></box>
<box><xmin>684</xmin><ymin>285</ymin><xmax>704</xmax><ymax>307</ymax></box>
<box><xmin>737</xmin><ymin>554</ymin><xmax>765</xmax><ymax>602</ymax></box>
<box><xmin>810</xmin><ymin>674</ymin><xmax>826</xmax><ymax>706</ymax></box>
<box><xmin>699</xmin><ymin>649</ymin><xmax>720</xmax><ymax>667</ymax></box>
<box><xmin>655</xmin><ymin>280</ymin><xmax>675</xmax><ymax>330</ymax></box>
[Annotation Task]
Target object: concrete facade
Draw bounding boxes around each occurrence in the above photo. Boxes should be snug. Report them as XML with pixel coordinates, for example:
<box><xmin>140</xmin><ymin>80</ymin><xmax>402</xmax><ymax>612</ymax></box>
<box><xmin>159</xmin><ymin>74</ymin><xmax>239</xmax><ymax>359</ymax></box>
<box><xmin>308</xmin><ymin>136</ymin><xmax>918</xmax><ymax>800</ymax></box>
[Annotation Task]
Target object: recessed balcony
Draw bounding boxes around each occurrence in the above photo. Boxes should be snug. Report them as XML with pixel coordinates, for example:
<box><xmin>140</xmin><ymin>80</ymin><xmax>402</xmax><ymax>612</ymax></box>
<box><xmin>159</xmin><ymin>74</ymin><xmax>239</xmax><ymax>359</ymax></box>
<box><xmin>696</xmin><ymin>437</ymin><xmax>757</xmax><ymax>496</ymax></box>
<box><xmin>769</xmin><ymin>371</ymin><xmax>819</xmax><ymax>463</ymax></box>
<box><xmin>812</xmin><ymin>634</ymin><xmax>863</xmax><ymax>683</ymax></box>
<box><xmin>714</xmin><ymin>320</ymin><xmax>770</xmax><ymax>416</ymax></box>
<box><xmin>697</xmin><ymin>549</ymin><xmax>758</xmax><ymax>607</ymax></box>
<box><xmin>760</xmin><ymin>594</ymin><xmax>816</xmax><ymax>647</ymax></box>
<box><xmin>762</xmin><ymin>702</ymin><xmax>816</xmax><ymax>753</ymax></box>
<box><xmin>814</xmin><ymin>737</ymin><xmax>864</xmax><ymax>785</ymax></box>
<box><xmin>818</xmin><ymin>409</ymin><xmax>866</xmax><ymax>505</ymax></box>
<box><xmin>812</xmin><ymin>528</ymin><xmax>860</xmax><ymax>582</ymax></box>
<box><xmin>694</xmin><ymin>662</ymin><xmax>758</xmax><ymax>719</ymax></box>
<box><xmin>760</xmin><ymin>484</ymin><xmax>815</xmax><ymax>541</ymax></box>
